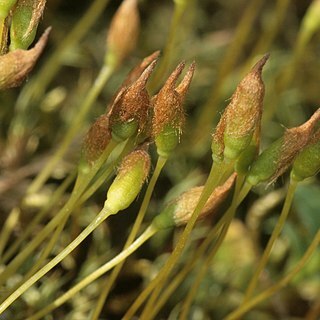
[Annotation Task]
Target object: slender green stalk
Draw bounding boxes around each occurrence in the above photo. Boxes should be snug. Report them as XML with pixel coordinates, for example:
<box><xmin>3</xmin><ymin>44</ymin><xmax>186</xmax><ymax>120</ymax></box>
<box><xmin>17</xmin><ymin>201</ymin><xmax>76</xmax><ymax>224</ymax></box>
<box><xmin>148</xmin><ymin>0</ymin><xmax>190</xmax><ymax>91</ymax></box>
<box><xmin>0</xmin><ymin>205</ymin><xmax>114</xmax><ymax>314</ymax></box>
<box><xmin>28</xmin><ymin>213</ymin><xmax>70</xmax><ymax>276</ymax></box>
<box><xmin>263</xmin><ymin>0</ymin><xmax>320</xmax><ymax>123</ymax></box>
<box><xmin>148</xmin><ymin>215</ymin><xmax>225</xmax><ymax>317</ymax></box>
<box><xmin>123</xmin><ymin>161</ymin><xmax>233</xmax><ymax>320</ymax></box>
<box><xmin>131</xmin><ymin>200</ymin><xmax>234</xmax><ymax>319</ymax></box>
<box><xmin>0</xmin><ymin>180</ymin><xmax>82</xmax><ymax>288</ymax></box>
<box><xmin>151</xmin><ymin>209</ymin><xmax>236</xmax><ymax>316</ymax></box>
<box><xmin>243</xmin><ymin>179</ymin><xmax>298</xmax><ymax>302</ymax></box>
<box><xmin>279</xmin><ymin>0</ymin><xmax>320</xmax><ymax>90</ymax></box>
<box><xmin>0</xmin><ymin>140</ymin><xmax>118</xmax><ymax>287</ymax></box>
<box><xmin>152</xmin><ymin>216</ymin><xmax>229</xmax><ymax>316</ymax></box>
<box><xmin>2</xmin><ymin>214</ymin><xmax>70</xmax><ymax>301</ymax></box>
<box><xmin>0</xmin><ymin>208</ymin><xmax>20</xmax><ymax>258</ymax></box>
<box><xmin>148</xmin><ymin>174</ymin><xmax>251</xmax><ymax>319</ymax></box>
<box><xmin>179</xmin><ymin>175</ymin><xmax>245</xmax><ymax>319</ymax></box>
<box><xmin>192</xmin><ymin>0</ymin><xmax>264</xmax><ymax>150</ymax></box>
<box><xmin>90</xmin><ymin>156</ymin><xmax>167</xmax><ymax>320</ymax></box>
<box><xmin>27</xmin><ymin>225</ymin><xmax>158</xmax><ymax>320</ymax></box>
<box><xmin>122</xmin><ymin>269</ymin><xmax>160</xmax><ymax>320</ymax></box>
<box><xmin>152</xmin><ymin>257</ymin><xmax>195</xmax><ymax>317</ymax></box>
<box><xmin>245</xmin><ymin>0</ymin><xmax>290</xmax><ymax>68</ymax></box>
<box><xmin>1</xmin><ymin>169</ymin><xmax>77</xmax><ymax>264</ymax></box>
<box><xmin>180</xmin><ymin>222</ymin><xmax>232</xmax><ymax>320</ymax></box>
<box><xmin>225</xmin><ymin>230</ymin><xmax>320</xmax><ymax>320</ymax></box>
<box><xmin>8</xmin><ymin>0</ymin><xmax>110</xmax><ymax>140</ymax></box>
<box><xmin>27</xmin><ymin>64</ymin><xmax>115</xmax><ymax>195</ymax></box>
<box><xmin>236</xmin><ymin>181</ymin><xmax>252</xmax><ymax>206</ymax></box>
<box><xmin>139</xmin><ymin>161</ymin><xmax>234</xmax><ymax>320</ymax></box>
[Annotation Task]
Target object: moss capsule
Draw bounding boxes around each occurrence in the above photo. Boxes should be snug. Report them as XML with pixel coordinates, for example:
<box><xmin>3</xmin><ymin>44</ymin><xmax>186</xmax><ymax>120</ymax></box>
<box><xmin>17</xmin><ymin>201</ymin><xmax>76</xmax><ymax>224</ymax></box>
<box><xmin>105</xmin><ymin>149</ymin><xmax>151</xmax><ymax>213</ymax></box>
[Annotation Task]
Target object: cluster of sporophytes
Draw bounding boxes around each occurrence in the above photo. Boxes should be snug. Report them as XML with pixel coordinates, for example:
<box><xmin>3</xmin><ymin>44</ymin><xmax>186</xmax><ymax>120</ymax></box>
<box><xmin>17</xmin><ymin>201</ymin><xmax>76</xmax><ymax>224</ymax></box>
<box><xmin>0</xmin><ymin>0</ymin><xmax>320</xmax><ymax>319</ymax></box>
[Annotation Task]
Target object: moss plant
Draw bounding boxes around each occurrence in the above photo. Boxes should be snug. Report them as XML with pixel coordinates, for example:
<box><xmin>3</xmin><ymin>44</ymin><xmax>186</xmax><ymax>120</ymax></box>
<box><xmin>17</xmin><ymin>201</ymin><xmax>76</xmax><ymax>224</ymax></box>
<box><xmin>0</xmin><ymin>1</ymin><xmax>320</xmax><ymax>319</ymax></box>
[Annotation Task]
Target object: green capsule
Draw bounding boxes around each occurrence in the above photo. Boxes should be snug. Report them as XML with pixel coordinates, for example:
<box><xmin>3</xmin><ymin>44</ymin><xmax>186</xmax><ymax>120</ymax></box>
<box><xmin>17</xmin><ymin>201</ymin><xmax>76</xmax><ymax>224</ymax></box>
<box><xmin>246</xmin><ymin>137</ymin><xmax>283</xmax><ymax>186</ymax></box>
<box><xmin>247</xmin><ymin>109</ymin><xmax>320</xmax><ymax>185</ymax></box>
<box><xmin>105</xmin><ymin>149</ymin><xmax>150</xmax><ymax>213</ymax></box>
<box><xmin>10</xmin><ymin>0</ymin><xmax>46</xmax><ymax>50</ymax></box>
<box><xmin>224</xmin><ymin>133</ymin><xmax>254</xmax><ymax>161</ymax></box>
<box><xmin>291</xmin><ymin>132</ymin><xmax>320</xmax><ymax>181</ymax></box>
<box><xmin>111</xmin><ymin>119</ymin><xmax>138</xmax><ymax>142</ymax></box>
<box><xmin>109</xmin><ymin>61</ymin><xmax>156</xmax><ymax>142</ymax></box>
<box><xmin>235</xmin><ymin>143</ymin><xmax>258</xmax><ymax>175</ymax></box>
<box><xmin>155</xmin><ymin>125</ymin><xmax>180</xmax><ymax>158</ymax></box>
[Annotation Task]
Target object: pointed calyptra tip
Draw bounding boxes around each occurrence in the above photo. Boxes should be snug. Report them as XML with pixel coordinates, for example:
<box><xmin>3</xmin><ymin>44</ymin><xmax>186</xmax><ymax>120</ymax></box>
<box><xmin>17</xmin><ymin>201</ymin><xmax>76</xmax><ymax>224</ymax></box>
<box><xmin>140</xmin><ymin>50</ymin><xmax>161</xmax><ymax>69</ymax></box>
<box><xmin>108</xmin><ymin>52</ymin><xmax>160</xmax><ymax>107</ymax></box>
<box><xmin>283</xmin><ymin>107</ymin><xmax>320</xmax><ymax>148</ymax></box>
<box><xmin>136</xmin><ymin>59</ymin><xmax>158</xmax><ymax>86</ymax></box>
<box><xmin>300</xmin><ymin>107</ymin><xmax>320</xmax><ymax>129</ymax></box>
<box><xmin>109</xmin><ymin>61</ymin><xmax>156</xmax><ymax>141</ymax></box>
<box><xmin>176</xmin><ymin>61</ymin><xmax>196</xmax><ymax>99</ymax></box>
<box><xmin>251</xmin><ymin>53</ymin><xmax>270</xmax><ymax>73</ymax></box>
<box><xmin>163</xmin><ymin>61</ymin><xmax>186</xmax><ymax>89</ymax></box>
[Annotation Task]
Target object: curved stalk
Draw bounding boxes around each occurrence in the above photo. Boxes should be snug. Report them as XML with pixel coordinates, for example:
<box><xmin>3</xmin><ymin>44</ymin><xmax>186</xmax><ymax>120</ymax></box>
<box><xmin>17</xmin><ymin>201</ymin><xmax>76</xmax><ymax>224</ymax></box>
<box><xmin>8</xmin><ymin>0</ymin><xmax>110</xmax><ymax>136</ymax></box>
<box><xmin>148</xmin><ymin>175</ymin><xmax>251</xmax><ymax>319</ymax></box>
<box><xmin>242</xmin><ymin>179</ymin><xmax>298</xmax><ymax>302</ymax></box>
<box><xmin>0</xmin><ymin>140</ymin><xmax>118</xmax><ymax>287</ymax></box>
<box><xmin>0</xmin><ymin>208</ymin><xmax>20</xmax><ymax>258</ymax></box>
<box><xmin>192</xmin><ymin>0</ymin><xmax>264</xmax><ymax>150</ymax></box>
<box><xmin>5</xmin><ymin>0</ymin><xmax>111</xmax><ymax>167</ymax></box>
<box><xmin>90</xmin><ymin>156</ymin><xmax>167</xmax><ymax>320</ymax></box>
<box><xmin>138</xmin><ymin>161</ymin><xmax>234</xmax><ymax>320</ymax></box>
<box><xmin>27</xmin><ymin>225</ymin><xmax>158</xmax><ymax>320</ymax></box>
<box><xmin>179</xmin><ymin>175</ymin><xmax>246</xmax><ymax>319</ymax></box>
<box><xmin>0</xmin><ymin>205</ymin><xmax>114</xmax><ymax>314</ymax></box>
<box><xmin>225</xmin><ymin>230</ymin><xmax>320</xmax><ymax>320</ymax></box>
<box><xmin>27</xmin><ymin>63</ymin><xmax>115</xmax><ymax>195</ymax></box>
<box><xmin>1</xmin><ymin>169</ymin><xmax>76</xmax><ymax>264</ymax></box>
<box><xmin>148</xmin><ymin>0</ymin><xmax>191</xmax><ymax>91</ymax></box>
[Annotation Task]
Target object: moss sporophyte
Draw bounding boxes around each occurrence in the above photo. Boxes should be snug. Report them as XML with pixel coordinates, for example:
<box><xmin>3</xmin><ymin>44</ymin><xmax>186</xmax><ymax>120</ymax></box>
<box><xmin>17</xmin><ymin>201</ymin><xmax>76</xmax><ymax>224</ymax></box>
<box><xmin>212</xmin><ymin>54</ymin><xmax>268</xmax><ymax>163</ymax></box>
<box><xmin>109</xmin><ymin>59</ymin><xmax>157</xmax><ymax>142</ymax></box>
<box><xmin>1</xmin><ymin>1</ymin><xmax>320</xmax><ymax>318</ymax></box>
<box><xmin>246</xmin><ymin>108</ymin><xmax>320</xmax><ymax>186</ymax></box>
<box><xmin>152</xmin><ymin>61</ymin><xmax>195</xmax><ymax>158</ymax></box>
<box><xmin>0</xmin><ymin>149</ymin><xmax>151</xmax><ymax>314</ymax></box>
<box><xmin>105</xmin><ymin>0</ymin><xmax>140</xmax><ymax>68</ymax></box>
